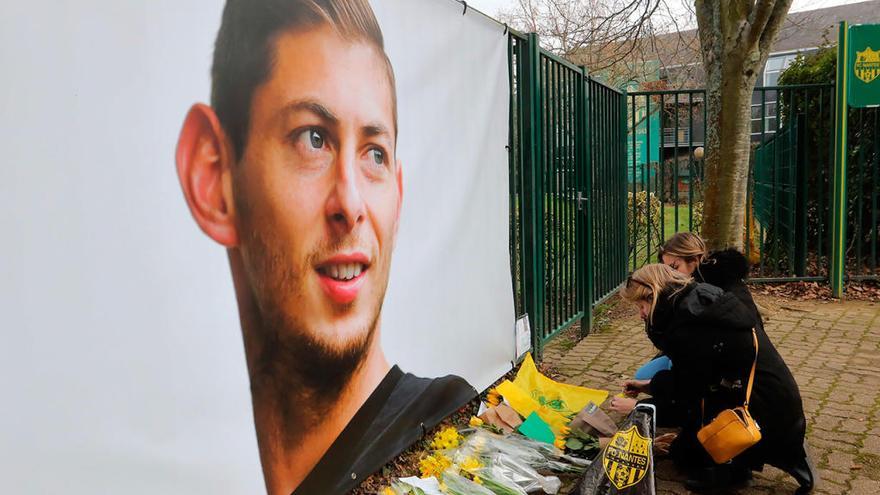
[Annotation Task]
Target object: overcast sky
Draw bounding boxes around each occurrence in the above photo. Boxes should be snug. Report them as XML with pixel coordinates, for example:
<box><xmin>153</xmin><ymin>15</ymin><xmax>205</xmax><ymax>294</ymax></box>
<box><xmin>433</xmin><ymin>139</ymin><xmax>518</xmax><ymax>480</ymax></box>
<box><xmin>464</xmin><ymin>0</ymin><xmax>871</xmax><ymax>23</ymax></box>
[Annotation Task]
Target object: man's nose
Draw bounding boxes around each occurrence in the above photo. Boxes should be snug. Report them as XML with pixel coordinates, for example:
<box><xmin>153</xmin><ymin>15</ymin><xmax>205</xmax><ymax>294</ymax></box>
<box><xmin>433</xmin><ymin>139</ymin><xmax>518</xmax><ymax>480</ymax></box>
<box><xmin>326</xmin><ymin>152</ymin><xmax>366</xmax><ymax>233</ymax></box>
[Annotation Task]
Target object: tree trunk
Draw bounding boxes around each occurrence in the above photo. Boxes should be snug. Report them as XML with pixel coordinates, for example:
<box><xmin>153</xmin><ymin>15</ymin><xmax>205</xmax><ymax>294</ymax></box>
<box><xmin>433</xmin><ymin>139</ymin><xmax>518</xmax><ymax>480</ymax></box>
<box><xmin>701</xmin><ymin>57</ymin><xmax>758</xmax><ymax>251</ymax></box>
<box><xmin>695</xmin><ymin>0</ymin><xmax>794</xmax><ymax>252</ymax></box>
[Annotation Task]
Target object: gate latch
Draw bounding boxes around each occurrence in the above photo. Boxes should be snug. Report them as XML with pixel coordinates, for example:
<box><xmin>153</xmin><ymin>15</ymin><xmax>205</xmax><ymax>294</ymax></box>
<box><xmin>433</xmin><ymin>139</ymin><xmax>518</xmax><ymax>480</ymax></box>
<box><xmin>576</xmin><ymin>191</ymin><xmax>588</xmax><ymax>211</ymax></box>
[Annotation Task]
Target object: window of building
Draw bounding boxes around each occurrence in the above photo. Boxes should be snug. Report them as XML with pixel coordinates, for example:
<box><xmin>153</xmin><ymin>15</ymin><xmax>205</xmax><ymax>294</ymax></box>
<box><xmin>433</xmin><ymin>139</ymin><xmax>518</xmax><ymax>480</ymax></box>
<box><xmin>750</xmin><ymin>101</ymin><xmax>778</xmax><ymax>136</ymax></box>
<box><xmin>750</xmin><ymin>54</ymin><xmax>798</xmax><ymax>137</ymax></box>
<box><xmin>763</xmin><ymin>53</ymin><xmax>798</xmax><ymax>87</ymax></box>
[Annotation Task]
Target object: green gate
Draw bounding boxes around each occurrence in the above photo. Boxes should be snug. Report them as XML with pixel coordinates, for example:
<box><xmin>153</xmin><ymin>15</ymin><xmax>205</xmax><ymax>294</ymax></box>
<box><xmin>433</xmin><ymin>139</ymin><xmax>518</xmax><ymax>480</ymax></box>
<box><xmin>508</xmin><ymin>32</ymin><xmax>628</xmax><ymax>358</ymax></box>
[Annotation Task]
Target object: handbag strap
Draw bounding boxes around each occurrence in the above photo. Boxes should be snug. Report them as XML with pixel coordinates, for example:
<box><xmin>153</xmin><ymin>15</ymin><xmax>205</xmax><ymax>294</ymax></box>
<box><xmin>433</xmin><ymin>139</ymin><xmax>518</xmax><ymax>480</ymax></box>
<box><xmin>700</xmin><ymin>327</ymin><xmax>759</xmax><ymax>422</ymax></box>
<box><xmin>743</xmin><ymin>328</ymin><xmax>759</xmax><ymax>410</ymax></box>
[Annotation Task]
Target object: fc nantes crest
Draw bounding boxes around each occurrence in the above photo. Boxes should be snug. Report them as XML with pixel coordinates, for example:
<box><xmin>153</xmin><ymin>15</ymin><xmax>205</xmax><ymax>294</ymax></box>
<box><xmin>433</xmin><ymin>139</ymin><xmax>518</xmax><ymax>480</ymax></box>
<box><xmin>602</xmin><ymin>426</ymin><xmax>652</xmax><ymax>490</ymax></box>
<box><xmin>854</xmin><ymin>47</ymin><xmax>880</xmax><ymax>84</ymax></box>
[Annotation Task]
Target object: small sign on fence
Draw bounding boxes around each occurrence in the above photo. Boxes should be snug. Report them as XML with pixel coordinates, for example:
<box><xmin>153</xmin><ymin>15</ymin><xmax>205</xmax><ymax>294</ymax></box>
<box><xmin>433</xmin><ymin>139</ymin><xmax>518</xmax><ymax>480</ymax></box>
<box><xmin>848</xmin><ymin>24</ymin><xmax>880</xmax><ymax>108</ymax></box>
<box><xmin>515</xmin><ymin>314</ymin><xmax>532</xmax><ymax>360</ymax></box>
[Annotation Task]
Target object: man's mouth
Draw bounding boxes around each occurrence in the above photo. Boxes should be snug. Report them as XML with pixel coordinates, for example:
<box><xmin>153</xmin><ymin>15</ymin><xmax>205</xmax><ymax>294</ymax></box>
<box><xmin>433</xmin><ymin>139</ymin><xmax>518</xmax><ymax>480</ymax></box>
<box><xmin>317</xmin><ymin>262</ymin><xmax>366</xmax><ymax>281</ymax></box>
<box><xmin>316</xmin><ymin>254</ymin><xmax>370</xmax><ymax>305</ymax></box>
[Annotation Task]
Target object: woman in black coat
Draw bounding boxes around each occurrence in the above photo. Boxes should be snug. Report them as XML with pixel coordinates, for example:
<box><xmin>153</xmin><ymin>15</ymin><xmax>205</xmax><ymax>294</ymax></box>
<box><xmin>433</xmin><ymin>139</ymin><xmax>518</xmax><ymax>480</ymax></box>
<box><xmin>657</xmin><ymin>233</ymin><xmax>815</xmax><ymax>492</ymax></box>
<box><xmin>621</xmin><ymin>263</ymin><xmax>815</xmax><ymax>494</ymax></box>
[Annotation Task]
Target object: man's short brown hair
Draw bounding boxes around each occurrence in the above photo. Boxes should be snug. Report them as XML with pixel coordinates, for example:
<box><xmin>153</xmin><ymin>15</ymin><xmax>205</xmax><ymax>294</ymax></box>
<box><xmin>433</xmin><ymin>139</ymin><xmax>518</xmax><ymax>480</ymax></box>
<box><xmin>211</xmin><ymin>0</ymin><xmax>397</xmax><ymax>160</ymax></box>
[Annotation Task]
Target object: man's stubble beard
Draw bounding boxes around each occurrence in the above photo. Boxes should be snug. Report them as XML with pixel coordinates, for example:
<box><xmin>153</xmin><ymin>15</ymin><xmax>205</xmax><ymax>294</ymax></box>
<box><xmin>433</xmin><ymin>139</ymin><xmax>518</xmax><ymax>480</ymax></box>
<box><xmin>235</xmin><ymin>190</ymin><xmax>387</xmax><ymax>447</ymax></box>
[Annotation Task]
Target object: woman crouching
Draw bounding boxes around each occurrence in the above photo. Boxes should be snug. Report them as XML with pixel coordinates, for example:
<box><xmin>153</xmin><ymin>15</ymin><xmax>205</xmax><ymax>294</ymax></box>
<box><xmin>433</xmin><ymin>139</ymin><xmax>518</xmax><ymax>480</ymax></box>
<box><xmin>619</xmin><ymin>264</ymin><xmax>815</xmax><ymax>494</ymax></box>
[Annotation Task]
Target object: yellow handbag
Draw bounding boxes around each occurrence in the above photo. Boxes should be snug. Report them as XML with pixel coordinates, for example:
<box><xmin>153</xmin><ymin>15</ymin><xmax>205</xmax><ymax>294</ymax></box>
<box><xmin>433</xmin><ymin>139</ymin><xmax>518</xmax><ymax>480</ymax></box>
<box><xmin>696</xmin><ymin>329</ymin><xmax>762</xmax><ymax>464</ymax></box>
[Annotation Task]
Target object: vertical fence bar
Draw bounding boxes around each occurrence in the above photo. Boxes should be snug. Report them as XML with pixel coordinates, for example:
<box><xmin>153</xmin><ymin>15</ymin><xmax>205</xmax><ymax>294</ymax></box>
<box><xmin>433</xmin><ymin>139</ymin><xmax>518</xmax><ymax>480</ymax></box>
<box><xmin>579</xmin><ymin>67</ymin><xmax>593</xmax><ymax>335</ymax></box>
<box><xmin>599</xmin><ymin>84</ymin><xmax>606</xmax><ymax>296</ymax></box>
<box><xmin>620</xmin><ymin>91</ymin><xmax>628</xmax><ymax>282</ymax></box>
<box><xmin>856</xmin><ymin>109</ymin><xmax>865</xmax><ymax>275</ymax></box>
<box><xmin>631</xmin><ymin>94</ymin><xmax>638</xmax><ymax>271</ymax></box>
<box><xmin>795</xmin><ymin>113</ymin><xmax>808</xmax><ymax>276</ymax></box>
<box><xmin>674</xmin><ymin>93</ymin><xmax>680</xmax><ymax>232</ymax></box>
<box><xmin>659</xmin><ymin>94</ymin><xmax>666</xmax><ymax>243</ymax></box>
<box><xmin>759</xmin><ymin>88</ymin><xmax>767</xmax><ymax>276</ymax></box>
<box><xmin>645</xmin><ymin>96</ymin><xmax>652</xmax><ymax>264</ymax></box>
<box><xmin>817</xmin><ymin>87</ymin><xmax>825</xmax><ymax>262</ymax></box>
<box><xmin>563</xmin><ymin>69</ymin><xmax>570</xmax><ymax>321</ymax></box>
<box><xmin>521</xmin><ymin>32</ymin><xmax>544</xmax><ymax>356</ymax></box>
<box><xmin>565</xmin><ymin>68</ymin><xmax>573</xmax><ymax>321</ymax></box>
<box><xmin>549</xmin><ymin>59</ymin><xmax>558</xmax><ymax>332</ymax></box>
<box><xmin>869</xmin><ymin>108</ymin><xmax>880</xmax><ymax>276</ymax></box>
<box><xmin>688</xmin><ymin>92</ymin><xmax>695</xmax><ymax>232</ymax></box>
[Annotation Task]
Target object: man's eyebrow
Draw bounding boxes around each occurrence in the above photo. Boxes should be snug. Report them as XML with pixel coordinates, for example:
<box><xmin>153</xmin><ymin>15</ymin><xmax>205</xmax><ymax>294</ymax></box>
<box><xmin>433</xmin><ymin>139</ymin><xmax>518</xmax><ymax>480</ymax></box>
<box><xmin>279</xmin><ymin>99</ymin><xmax>339</xmax><ymax>125</ymax></box>
<box><xmin>362</xmin><ymin>123</ymin><xmax>391</xmax><ymax>138</ymax></box>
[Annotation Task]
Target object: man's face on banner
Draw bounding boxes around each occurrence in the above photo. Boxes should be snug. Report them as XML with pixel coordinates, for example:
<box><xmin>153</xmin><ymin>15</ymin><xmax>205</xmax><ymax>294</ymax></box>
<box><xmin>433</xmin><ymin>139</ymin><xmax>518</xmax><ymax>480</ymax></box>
<box><xmin>234</xmin><ymin>25</ymin><xmax>401</xmax><ymax>356</ymax></box>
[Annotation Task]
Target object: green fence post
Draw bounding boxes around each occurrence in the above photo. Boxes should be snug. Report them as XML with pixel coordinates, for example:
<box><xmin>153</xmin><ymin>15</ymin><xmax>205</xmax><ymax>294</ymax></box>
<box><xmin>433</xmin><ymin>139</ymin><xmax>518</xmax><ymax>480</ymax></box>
<box><xmin>620</xmin><ymin>90</ymin><xmax>629</xmax><ymax>282</ymax></box>
<box><xmin>521</xmin><ymin>33</ymin><xmax>546</xmax><ymax>357</ymax></box>
<box><xmin>579</xmin><ymin>65</ymin><xmax>593</xmax><ymax>338</ymax></box>
<box><xmin>831</xmin><ymin>21</ymin><xmax>849</xmax><ymax>298</ymax></box>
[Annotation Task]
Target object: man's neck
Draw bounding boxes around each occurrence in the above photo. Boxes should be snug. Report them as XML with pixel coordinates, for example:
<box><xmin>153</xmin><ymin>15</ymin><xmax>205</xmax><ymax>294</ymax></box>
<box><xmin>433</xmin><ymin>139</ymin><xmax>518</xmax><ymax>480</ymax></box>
<box><xmin>255</xmin><ymin>340</ymin><xmax>390</xmax><ymax>494</ymax></box>
<box><xmin>228</xmin><ymin>252</ymin><xmax>392</xmax><ymax>494</ymax></box>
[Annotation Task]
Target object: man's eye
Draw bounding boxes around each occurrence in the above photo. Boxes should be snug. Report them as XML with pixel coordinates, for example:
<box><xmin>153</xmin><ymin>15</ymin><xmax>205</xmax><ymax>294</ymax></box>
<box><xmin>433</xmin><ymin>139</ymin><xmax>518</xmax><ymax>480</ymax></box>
<box><xmin>368</xmin><ymin>148</ymin><xmax>385</xmax><ymax>166</ymax></box>
<box><xmin>296</xmin><ymin>129</ymin><xmax>325</xmax><ymax>150</ymax></box>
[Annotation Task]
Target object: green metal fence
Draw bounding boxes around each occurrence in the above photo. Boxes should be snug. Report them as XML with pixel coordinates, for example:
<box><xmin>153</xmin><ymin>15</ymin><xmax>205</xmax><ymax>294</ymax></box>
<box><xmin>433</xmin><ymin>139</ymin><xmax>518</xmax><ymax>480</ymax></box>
<box><xmin>753</xmin><ymin>114</ymin><xmax>805</xmax><ymax>276</ymax></box>
<box><xmin>508</xmin><ymin>32</ymin><xmax>629</xmax><ymax>357</ymax></box>
<box><xmin>847</xmin><ymin>105</ymin><xmax>880</xmax><ymax>281</ymax></box>
<box><xmin>626</xmin><ymin>82</ymin><xmax>879</xmax><ymax>285</ymax></box>
<box><xmin>751</xmin><ymin>84</ymin><xmax>836</xmax><ymax>282</ymax></box>
<box><xmin>588</xmin><ymin>78</ymin><xmax>629</xmax><ymax>305</ymax></box>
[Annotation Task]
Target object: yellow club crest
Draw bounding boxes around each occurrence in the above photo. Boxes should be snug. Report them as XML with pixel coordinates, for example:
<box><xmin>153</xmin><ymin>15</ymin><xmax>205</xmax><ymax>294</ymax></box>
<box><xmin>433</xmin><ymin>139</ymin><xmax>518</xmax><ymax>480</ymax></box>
<box><xmin>602</xmin><ymin>425</ymin><xmax>652</xmax><ymax>490</ymax></box>
<box><xmin>854</xmin><ymin>47</ymin><xmax>880</xmax><ymax>84</ymax></box>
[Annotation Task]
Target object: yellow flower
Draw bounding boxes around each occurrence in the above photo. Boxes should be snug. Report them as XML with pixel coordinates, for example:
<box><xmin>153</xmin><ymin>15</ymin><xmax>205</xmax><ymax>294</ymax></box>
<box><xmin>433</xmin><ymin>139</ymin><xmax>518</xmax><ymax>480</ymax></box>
<box><xmin>430</xmin><ymin>427</ymin><xmax>462</xmax><ymax>450</ymax></box>
<box><xmin>381</xmin><ymin>488</ymin><xmax>395</xmax><ymax>495</ymax></box>
<box><xmin>486</xmin><ymin>389</ymin><xmax>501</xmax><ymax>406</ymax></box>
<box><xmin>554</xmin><ymin>438</ymin><xmax>566</xmax><ymax>450</ymax></box>
<box><xmin>473</xmin><ymin>476</ymin><xmax>483</xmax><ymax>485</ymax></box>
<box><xmin>459</xmin><ymin>456</ymin><xmax>482</xmax><ymax>472</ymax></box>
<box><xmin>560</xmin><ymin>426</ymin><xmax>572</xmax><ymax>436</ymax></box>
<box><xmin>469</xmin><ymin>416</ymin><xmax>484</xmax><ymax>428</ymax></box>
<box><xmin>419</xmin><ymin>452</ymin><xmax>452</xmax><ymax>478</ymax></box>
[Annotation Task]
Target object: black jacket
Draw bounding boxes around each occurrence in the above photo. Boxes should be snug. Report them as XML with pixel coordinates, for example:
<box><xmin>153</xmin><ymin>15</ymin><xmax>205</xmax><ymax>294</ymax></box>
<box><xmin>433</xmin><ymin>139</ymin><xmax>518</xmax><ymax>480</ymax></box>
<box><xmin>293</xmin><ymin>366</ymin><xmax>476</xmax><ymax>494</ymax></box>
<box><xmin>646</xmin><ymin>278</ymin><xmax>807</xmax><ymax>470</ymax></box>
<box><xmin>698</xmin><ymin>249</ymin><xmax>759</xmax><ymax>321</ymax></box>
<box><xmin>698</xmin><ymin>249</ymin><xmax>807</xmax><ymax>469</ymax></box>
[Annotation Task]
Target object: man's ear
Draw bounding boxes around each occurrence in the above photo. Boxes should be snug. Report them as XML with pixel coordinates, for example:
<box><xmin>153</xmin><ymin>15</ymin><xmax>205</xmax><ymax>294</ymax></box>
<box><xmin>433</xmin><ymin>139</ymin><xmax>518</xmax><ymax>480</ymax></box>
<box><xmin>175</xmin><ymin>103</ymin><xmax>239</xmax><ymax>247</ymax></box>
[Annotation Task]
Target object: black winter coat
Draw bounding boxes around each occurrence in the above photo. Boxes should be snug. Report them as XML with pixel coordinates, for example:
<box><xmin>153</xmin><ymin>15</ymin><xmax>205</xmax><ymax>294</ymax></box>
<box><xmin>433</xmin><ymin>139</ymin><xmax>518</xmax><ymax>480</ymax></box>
<box><xmin>646</xmin><ymin>278</ymin><xmax>807</xmax><ymax>471</ymax></box>
<box><xmin>697</xmin><ymin>249</ymin><xmax>807</xmax><ymax>469</ymax></box>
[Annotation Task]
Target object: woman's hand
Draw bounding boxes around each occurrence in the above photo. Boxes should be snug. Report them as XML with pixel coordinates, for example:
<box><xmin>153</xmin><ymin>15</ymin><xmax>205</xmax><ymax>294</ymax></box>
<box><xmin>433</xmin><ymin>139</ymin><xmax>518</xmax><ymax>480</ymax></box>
<box><xmin>609</xmin><ymin>396</ymin><xmax>637</xmax><ymax>414</ymax></box>
<box><xmin>623</xmin><ymin>379</ymin><xmax>650</xmax><ymax>397</ymax></box>
<box><xmin>654</xmin><ymin>432</ymin><xmax>677</xmax><ymax>455</ymax></box>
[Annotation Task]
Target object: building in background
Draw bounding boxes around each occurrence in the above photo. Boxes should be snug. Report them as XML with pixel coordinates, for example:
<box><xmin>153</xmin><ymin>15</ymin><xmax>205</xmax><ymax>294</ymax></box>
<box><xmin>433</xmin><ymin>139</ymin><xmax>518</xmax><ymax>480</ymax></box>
<box><xmin>590</xmin><ymin>0</ymin><xmax>880</xmax><ymax>194</ymax></box>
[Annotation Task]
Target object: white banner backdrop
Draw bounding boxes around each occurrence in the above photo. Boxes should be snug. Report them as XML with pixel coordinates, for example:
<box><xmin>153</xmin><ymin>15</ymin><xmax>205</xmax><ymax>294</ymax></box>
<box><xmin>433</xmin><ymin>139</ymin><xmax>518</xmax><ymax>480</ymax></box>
<box><xmin>0</xmin><ymin>0</ymin><xmax>512</xmax><ymax>493</ymax></box>
<box><xmin>374</xmin><ymin>0</ymin><xmax>515</xmax><ymax>392</ymax></box>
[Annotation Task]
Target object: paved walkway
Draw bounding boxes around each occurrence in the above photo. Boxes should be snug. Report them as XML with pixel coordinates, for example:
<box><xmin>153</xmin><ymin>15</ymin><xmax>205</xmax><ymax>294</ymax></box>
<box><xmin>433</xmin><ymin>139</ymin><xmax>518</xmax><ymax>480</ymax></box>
<box><xmin>543</xmin><ymin>295</ymin><xmax>880</xmax><ymax>494</ymax></box>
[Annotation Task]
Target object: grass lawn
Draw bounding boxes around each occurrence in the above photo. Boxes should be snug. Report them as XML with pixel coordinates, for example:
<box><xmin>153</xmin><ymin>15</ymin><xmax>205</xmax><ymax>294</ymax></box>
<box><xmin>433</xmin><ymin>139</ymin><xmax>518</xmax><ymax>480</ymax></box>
<box><xmin>630</xmin><ymin>204</ymin><xmax>698</xmax><ymax>266</ymax></box>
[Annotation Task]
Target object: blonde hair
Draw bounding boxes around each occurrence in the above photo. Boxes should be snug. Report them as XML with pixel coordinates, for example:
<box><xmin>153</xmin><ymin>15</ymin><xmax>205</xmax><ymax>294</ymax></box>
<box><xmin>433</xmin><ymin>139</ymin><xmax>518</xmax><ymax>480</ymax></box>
<box><xmin>620</xmin><ymin>264</ymin><xmax>693</xmax><ymax>324</ymax></box>
<box><xmin>658</xmin><ymin>232</ymin><xmax>708</xmax><ymax>264</ymax></box>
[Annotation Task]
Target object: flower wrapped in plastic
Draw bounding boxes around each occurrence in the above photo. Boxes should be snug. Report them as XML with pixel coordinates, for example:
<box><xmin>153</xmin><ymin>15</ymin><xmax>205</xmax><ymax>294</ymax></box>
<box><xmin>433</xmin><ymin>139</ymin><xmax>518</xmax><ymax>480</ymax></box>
<box><xmin>460</xmin><ymin>429</ymin><xmax>587</xmax><ymax>475</ymax></box>
<box><xmin>441</xmin><ymin>471</ymin><xmax>497</xmax><ymax>495</ymax></box>
<box><xmin>487</xmin><ymin>452</ymin><xmax>562</xmax><ymax>494</ymax></box>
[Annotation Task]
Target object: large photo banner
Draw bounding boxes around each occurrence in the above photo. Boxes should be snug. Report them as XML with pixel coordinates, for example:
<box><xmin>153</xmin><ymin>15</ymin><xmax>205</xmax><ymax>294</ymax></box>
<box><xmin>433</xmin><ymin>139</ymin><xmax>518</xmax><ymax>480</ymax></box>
<box><xmin>375</xmin><ymin>0</ymin><xmax>514</xmax><ymax>393</ymax></box>
<box><xmin>0</xmin><ymin>0</ymin><xmax>513</xmax><ymax>493</ymax></box>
